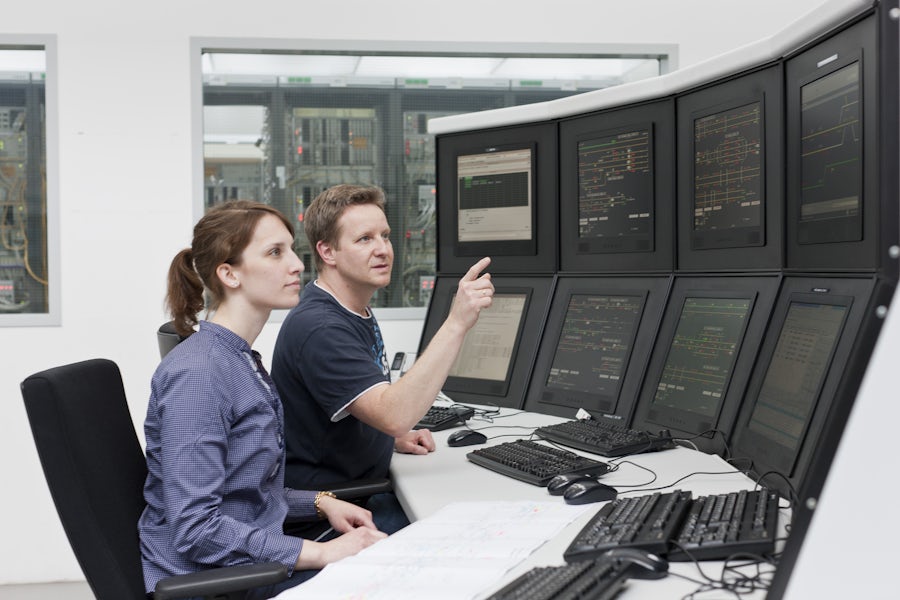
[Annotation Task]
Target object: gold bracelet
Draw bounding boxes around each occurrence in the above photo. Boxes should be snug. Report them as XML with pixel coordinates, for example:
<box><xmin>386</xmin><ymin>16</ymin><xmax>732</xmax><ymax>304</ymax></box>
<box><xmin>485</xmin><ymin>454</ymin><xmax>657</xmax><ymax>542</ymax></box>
<box><xmin>314</xmin><ymin>490</ymin><xmax>336</xmax><ymax>519</ymax></box>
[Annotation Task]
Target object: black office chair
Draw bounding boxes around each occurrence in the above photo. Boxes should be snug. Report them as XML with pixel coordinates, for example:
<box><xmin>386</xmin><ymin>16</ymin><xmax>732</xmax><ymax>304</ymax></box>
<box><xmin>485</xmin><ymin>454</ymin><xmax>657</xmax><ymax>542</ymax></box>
<box><xmin>157</xmin><ymin>320</ymin><xmax>191</xmax><ymax>359</ymax></box>
<box><xmin>21</xmin><ymin>358</ymin><xmax>288</xmax><ymax>600</ymax></box>
<box><xmin>155</xmin><ymin>321</ymin><xmax>393</xmax><ymax>505</ymax></box>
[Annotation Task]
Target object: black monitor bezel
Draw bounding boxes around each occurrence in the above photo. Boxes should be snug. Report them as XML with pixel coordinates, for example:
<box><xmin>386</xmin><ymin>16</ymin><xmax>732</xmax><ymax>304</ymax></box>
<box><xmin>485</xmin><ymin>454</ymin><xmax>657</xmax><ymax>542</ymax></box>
<box><xmin>785</xmin><ymin>16</ymin><xmax>878</xmax><ymax>272</ymax></box>
<box><xmin>731</xmin><ymin>276</ymin><xmax>876</xmax><ymax>496</ymax></box>
<box><xmin>436</xmin><ymin>122</ymin><xmax>558</xmax><ymax>274</ymax></box>
<box><xmin>630</xmin><ymin>274</ymin><xmax>781</xmax><ymax>449</ymax></box>
<box><xmin>676</xmin><ymin>64</ymin><xmax>784</xmax><ymax>272</ymax></box>
<box><xmin>417</xmin><ymin>274</ymin><xmax>556</xmax><ymax>409</ymax></box>
<box><xmin>524</xmin><ymin>274</ymin><xmax>672</xmax><ymax>423</ymax></box>
<box><xmin>559</xmin><ymin>100</ymin><xmax>675</xmax><ymax>273</ymax></box>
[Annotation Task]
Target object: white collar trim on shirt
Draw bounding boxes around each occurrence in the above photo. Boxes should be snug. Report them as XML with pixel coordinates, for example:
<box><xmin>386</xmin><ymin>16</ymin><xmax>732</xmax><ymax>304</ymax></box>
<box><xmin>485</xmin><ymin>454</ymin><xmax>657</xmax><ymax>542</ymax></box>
<box><xmin>313</xmin><ymin>280</ymin><xmax>371</xmax><ymax>319</ymax></box>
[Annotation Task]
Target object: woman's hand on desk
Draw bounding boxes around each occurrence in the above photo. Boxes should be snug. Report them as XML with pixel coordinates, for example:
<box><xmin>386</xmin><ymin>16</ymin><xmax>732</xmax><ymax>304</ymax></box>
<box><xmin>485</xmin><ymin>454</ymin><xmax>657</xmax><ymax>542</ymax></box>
<box><xmin>294</xmin><ymin>526</ymin><xmax>387</xmax><ymax>570</ymax></box>
<box><xmin>394</xmin><ymin>429</ymin><xmax>436</xmax><ymax>454</ymax></box>
<box><xmin>317</xmin><ymin>494</ymin><xmax>380</xmax><ymax>534</ymax></box>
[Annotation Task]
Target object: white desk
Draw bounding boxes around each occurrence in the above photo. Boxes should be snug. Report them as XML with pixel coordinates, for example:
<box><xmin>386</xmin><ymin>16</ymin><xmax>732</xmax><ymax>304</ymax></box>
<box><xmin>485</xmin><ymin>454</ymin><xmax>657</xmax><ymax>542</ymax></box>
<box><xmin>390</xmin><ymin>407</ymin><xmax>790</xmax><ymax>599</ymax></box>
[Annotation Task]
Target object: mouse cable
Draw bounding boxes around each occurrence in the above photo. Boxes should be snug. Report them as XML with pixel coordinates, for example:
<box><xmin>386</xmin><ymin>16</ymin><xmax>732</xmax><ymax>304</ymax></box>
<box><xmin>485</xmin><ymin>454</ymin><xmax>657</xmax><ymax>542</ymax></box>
<box><xmin>476</xmin><ymin>427</ymin><xmax>544</xmax><ymax>442</ymax></box>
<box><xmin>601</xmin><ymin>458</ymin><xmax>656</xmax><ymax>487</ymax></box>
<box><xmin>753</xmin><ymin>470</ymin><xmax>799</xmax><ymax>509</ymax></box>
<box><xmin>718</xmin><ymin>554</ymin><xmax>778</xmax><ymax>598</ymax></box>
<box><xmin>470</xmin><ymin>409</ymin><xmax>522</xmax><ymax>424</ymax></box>
<box><xmin>623</xmin><ymin>469</ymin><xmax>745</xmax><ymax>495</ymax></box>
<box><xmin>671</xmin><ymin>557</ymin><xmax>775</xmax><ymax>600</ymax></box>
<box><xmin>668</xmin><ymin>541</ymin><xmax>777</xmax><ymax>599</ymax></box>
<box><xmin>674</xmin><ymin>428</ymin><xmax>733</xmax><ymax>460</ymax></box>
<box><xmin>725</xmin><ymin>456</ymin><xmax>754</xmax><ymax>472</ymax></box>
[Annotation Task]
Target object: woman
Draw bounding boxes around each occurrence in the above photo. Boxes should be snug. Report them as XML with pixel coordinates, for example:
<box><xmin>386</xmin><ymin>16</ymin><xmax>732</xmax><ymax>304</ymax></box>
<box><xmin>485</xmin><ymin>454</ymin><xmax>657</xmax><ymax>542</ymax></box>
<box><xmin>138</xmin><ymin>200</ymin><xmax>386</xmax><ymax>599</ymax></box>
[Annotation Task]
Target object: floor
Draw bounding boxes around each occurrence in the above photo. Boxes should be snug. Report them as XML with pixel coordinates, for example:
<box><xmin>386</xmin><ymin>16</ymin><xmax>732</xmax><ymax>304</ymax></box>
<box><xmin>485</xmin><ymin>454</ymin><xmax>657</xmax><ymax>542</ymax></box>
<box><xmin>0</xmin><ymin>581</ymin><xmax>93</xmax><ymax>599</ymax></box>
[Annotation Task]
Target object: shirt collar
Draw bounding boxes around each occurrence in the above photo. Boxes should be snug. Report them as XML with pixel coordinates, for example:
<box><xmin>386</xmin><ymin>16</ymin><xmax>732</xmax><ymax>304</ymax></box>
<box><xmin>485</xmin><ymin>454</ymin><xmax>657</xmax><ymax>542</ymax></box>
<box><xmin>198</xmin><ymin>320</ymin><xmax>253</xmax><ymax>354</ymax></box>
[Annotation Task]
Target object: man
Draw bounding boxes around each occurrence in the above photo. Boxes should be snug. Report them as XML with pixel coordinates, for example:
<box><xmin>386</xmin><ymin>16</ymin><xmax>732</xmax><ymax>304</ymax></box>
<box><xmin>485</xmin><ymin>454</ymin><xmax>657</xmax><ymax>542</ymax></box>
<box><xmin>271</xmin><ymin>184</ymin><xmax>493</xmax><ymax>534</ymax></box>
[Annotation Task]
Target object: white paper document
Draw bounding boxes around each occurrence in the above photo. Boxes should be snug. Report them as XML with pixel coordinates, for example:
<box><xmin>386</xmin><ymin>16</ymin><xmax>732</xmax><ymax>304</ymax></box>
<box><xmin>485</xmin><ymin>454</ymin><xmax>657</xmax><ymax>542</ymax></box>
<box><xmin>276</xmin><ymin>500</ymin><xmax>590</xmax><ymax>600</ymax></box>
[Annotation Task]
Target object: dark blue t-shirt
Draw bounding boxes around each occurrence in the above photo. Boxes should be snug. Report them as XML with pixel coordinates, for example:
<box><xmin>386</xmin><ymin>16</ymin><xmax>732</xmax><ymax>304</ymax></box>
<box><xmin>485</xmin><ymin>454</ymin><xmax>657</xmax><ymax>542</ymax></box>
<box><xmin>271</xmin><ymin>281</ymin><xmax>393</xmax><ymax>489</ymax></box>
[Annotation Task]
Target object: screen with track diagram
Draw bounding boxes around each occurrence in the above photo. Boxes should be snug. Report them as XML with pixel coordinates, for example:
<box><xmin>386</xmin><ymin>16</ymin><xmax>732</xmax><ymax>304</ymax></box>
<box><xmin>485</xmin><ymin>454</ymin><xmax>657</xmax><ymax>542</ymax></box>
<box><xmin>577</xmin><ymin>129</ymin><xmax>652</xmax><ymax>248</ymax></box>
<box><xmin>692</xmin><ymin>102</ymin><xmax>763</xmax><ymax>248</ymax></box>
<box><xmin>798</xmin><ymin>61</ymin><xmax>861</xmax><ymax>243</ymax></box>
<box><xmin>652</xmin><ymin>297</ymin><xmax>752</xmax><ymax>417</ymax></box>
<box><xmin>545</xmin><ymin>293</ymin><xmax>644</xmax><ymax>398</ymax></box>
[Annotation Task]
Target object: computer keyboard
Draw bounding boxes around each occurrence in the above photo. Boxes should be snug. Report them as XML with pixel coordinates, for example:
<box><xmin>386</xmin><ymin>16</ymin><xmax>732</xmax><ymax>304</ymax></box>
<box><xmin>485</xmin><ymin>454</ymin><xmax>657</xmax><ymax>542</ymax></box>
<box><xmin>668</xmin><ymin>488</ymin><xmax>780</xmax><ymax>561</ymax></box>
<box><xmin>565</xmin><ymin>490</ymin><xmax>693</xmax><ymax>561</ymax></box>
<box><xmin>536</xmin><ymin>419</ymin><xmax>675</xmax><ymax>457</ymax></box>
<box><xmin>564</xmin><ymin>488</ymin><xmax>780</xmax><ymax>563</ymax></box>
<box><xmin>414</xmin><ymin>405</ymin><xmax>475</xmax><ymax>431</ymax></box>
<box><xmin>466</xmin><ymin>439</ymin><xmax>611</xmax><ymax>486</ymax></box>
<box><xmin>484</xmin><ymin>558</ymin><xmax>629</xmax><ymax>600</ymax></box>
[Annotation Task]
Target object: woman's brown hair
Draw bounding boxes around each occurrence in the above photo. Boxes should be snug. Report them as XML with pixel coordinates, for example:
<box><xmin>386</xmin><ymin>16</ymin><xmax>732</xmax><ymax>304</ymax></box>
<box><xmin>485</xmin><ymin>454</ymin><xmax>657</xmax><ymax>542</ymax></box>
<box><xmin>166</xmin><ymin>200</ymin><xmax>294</xmax><ymax>337</ymax></box>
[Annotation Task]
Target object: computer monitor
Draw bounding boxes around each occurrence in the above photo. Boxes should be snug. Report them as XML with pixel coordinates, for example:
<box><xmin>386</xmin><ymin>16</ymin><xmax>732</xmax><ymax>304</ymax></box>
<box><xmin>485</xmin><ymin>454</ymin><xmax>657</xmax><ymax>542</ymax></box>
<box><xmin>731</xmin><ymin>276</ymin><xmax>877</xmax><ymax>497</ymax></box>
<box><xmin>676</xmin><ymin>65</ymin><xmax>784</xmax><ymax>271</ymax></box>
<box><xmin>524</xmin><ymin>275</ymin><xmax>671</xmax><ymax>422</ymax></box>
<box><xmin>558</xmin><ymin>100</ymin><xmax>675</xmax><ymax>272</ymax></box>
<box><xmin>785</xmin><ymin>15</ymin><xmax>880</xmax><ymax>271</ymax></box>
<box><xmin>418</xmin><ymin>275</ymin><xmax>555</xmax><ymax>409</ymax></box>
<box><xmin>435</xmin><ymin>122</ymin><xmax>558</xmax><ymax>274</ymax></box>
<box><xmin>630</xmin><ymin>275</ymin><xmax>780</xmax><ymax>451</ymax></box>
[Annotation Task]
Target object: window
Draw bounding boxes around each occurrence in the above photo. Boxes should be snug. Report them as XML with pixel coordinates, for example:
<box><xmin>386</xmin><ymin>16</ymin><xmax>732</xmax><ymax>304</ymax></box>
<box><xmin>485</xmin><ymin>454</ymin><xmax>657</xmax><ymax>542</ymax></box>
<box><xmin>0</xmin><ymin>39</ymin><xmax>56</xmax><ymax>326</ymax></box>
<box><xmin>194</xmin><ymin>42</ymin><xmax>672</xmax><ymax>313</ymax></box>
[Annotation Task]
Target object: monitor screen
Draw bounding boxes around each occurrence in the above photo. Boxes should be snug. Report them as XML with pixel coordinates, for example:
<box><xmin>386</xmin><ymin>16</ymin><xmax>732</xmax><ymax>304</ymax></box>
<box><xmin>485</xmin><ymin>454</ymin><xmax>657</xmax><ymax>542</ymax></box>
<box><xmin>676</xmin><ymin>65</ymin><xmax>783</xmax><ymax>272</ymax></box>
<box><xmin>577</xmin><ymin>128</ymin><xmax>652</xmax><ymax>249</ymax></box>
<box><xmin>785</xmin><ymin>15</ymin><xmax>879</xmax><ymax>271</ymax></box>
<box><xmin>798</xmin><ymin>61</ymin><xmax>861</xmax><ymax>244</ymax></box>
<box><xmin>418</xmin><ymin>275</ymin><xmax>555</xmax><ymax>409</ymax></box>
<box><xmin>524</xmin><ymin>276</ymin><xmax>671</xmax><ymax>421</ymax></box>
<box><xmin>745</xmin><ymin>301</ymin><xmax>846</xmax><ymax>461</ymax></box>
<box><xmin>545</xmin><ymin>293</ymin><xmax>643</xmax><ymax>396</ymax></box>
<box><xmin>559</xmin><ymin>100</ymin><xmax>675</xmax><ymax>272</ymax></box>
<box><xmin>436</xmin><ymin>123</ymin><xmax>558</xmax><ymax>274</ymax></box>
<box><xmin>692</xmin><ymin>101</ymin><xmax>763</xmax><ymax>248</ymax></box>
<box><xmin>732</xmin><ymin>276</ymin><xmax>877</xmax><ymax>496</ymax></box>
<box><xmin>448</xmin><ymin>293</ymin><xmax>528</xmax><ymax>382</ymax></box>
<box><xmin>631</xmin><ymin>275</ymin><xmax>780</xmax><ymax>445</ymax></box>
<box><xmin>652</xmin><ymin>296</ymin><xmax>752</xmax><ymax>418</ymax></box>
<box><xmin>457</xmin><ymin>148</ymin><xmax>532</xmax><ymax>243</ymax></box>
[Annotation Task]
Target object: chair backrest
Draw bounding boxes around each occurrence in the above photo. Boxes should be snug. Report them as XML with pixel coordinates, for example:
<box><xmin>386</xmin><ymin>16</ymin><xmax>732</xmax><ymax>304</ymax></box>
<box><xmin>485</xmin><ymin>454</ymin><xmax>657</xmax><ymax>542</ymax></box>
<box><xmin>21</xmin><ymin>358</ymin><xmax>149</xmax><ymax>600</ymax></box>
<box><xmin>158</xmin><ymin>321</ymin><xmax>190</xmax><ymax>359</ymax></box>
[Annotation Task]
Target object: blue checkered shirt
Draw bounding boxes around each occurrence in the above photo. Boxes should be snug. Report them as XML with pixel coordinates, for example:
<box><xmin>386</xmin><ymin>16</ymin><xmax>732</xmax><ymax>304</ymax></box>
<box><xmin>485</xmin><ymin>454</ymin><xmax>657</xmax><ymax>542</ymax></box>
<box><xmin>138</xmin><ymin>321</ymin><xmax>317</xmax><ymax>592</ymax></box>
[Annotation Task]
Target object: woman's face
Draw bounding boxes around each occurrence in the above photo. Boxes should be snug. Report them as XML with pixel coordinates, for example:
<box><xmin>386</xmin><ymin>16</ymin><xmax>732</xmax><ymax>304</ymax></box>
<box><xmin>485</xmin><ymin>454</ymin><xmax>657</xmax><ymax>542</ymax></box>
<box><xmin>232</xmin><ymin>213</ymin><xmax>304</xmax><ymax>311</ymax></box>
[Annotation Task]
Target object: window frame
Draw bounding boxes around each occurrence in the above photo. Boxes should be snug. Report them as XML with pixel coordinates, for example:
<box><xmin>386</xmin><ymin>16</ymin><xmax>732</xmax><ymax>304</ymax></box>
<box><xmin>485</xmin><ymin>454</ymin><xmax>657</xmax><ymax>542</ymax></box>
<box><xmin>0</xmin><ymin>34</ymin><xmax>59</xmax><ymax>327</ymax></box>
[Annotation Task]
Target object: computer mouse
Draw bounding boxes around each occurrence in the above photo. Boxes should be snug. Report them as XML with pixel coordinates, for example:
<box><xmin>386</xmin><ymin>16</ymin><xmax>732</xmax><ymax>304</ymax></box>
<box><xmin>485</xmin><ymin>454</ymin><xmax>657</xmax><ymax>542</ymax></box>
<box><xmin>447</xmin><ymin>429</ymin><xmax>488</xmax><ymax>447</ymax></box>
<box><xmin>547</xmin><ymin>473</ymin><xmax>598</xmax><ymax>496</ymax></box>
<box><xmin>599</xmin><ymin>547</ymin><xmax>669</xmax><ymax>580</ymax></box>
<box><xmin>562</xmin><ymin>480</ymin><xmax>618</xmax><ymax>505</ymax></box>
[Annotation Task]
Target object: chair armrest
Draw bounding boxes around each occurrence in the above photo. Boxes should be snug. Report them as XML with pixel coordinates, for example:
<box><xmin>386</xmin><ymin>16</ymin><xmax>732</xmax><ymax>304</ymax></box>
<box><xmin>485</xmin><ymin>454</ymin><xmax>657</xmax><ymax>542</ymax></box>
<box><xmin>329</xmin><ymin>477</ymin><xmax>393</xmax><ymax>501</ymax></box>
<box><xmin>153</xmin><ymin>562</ymin><xmax>288</xmax><ymax>600</ymax></box>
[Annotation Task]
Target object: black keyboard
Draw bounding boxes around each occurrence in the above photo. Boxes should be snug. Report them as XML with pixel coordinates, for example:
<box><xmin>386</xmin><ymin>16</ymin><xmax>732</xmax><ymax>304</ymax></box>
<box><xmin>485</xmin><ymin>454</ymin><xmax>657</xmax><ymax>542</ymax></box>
<box><xmin>414</xmin><ymin>405</ymin><xmax>475</xmax><ymax>431</ymax></box>
<box><xmin>668</xmin><ymin>489</ymin><xmax>780</xmax><ymax>561</ymax></box>
<box><xmin>536</xmin><ymin>419</ymin><xmax>675</xmax><ymax>457</ymax></box>
<box><xmin>565</xmin><ymin>489</ymin><xmax>780</xmax><ymax>563</ymax></box>
<box><xmin>565</xmin><ymin>490</ymin><xmax>693</xmax><ymax>561</ymax></box>
<box><xmin>484</xmin><ymin>559</ymin><xmax>629</xmax><ymax>600</ymax></box>
<box><xmin>466</xmin><ymin>439</ymin><xmax>611</xmax><ymax>486</ymax></box>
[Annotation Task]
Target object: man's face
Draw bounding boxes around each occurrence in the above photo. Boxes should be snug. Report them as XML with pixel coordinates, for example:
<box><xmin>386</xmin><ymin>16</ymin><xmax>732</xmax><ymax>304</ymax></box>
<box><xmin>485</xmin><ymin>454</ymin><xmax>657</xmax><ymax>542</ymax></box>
<box><xmin>328</xmin><ymin>203</ymin><xmax>394</xmax><ymax>292</ymax></box>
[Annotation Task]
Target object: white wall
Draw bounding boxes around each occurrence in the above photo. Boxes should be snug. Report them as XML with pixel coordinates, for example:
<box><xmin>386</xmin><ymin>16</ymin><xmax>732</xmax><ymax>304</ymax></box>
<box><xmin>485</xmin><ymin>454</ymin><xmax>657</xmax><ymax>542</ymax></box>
<box><xmin>0</xmin><ymin>0</ymin><xmax>828</xmax><ymax>586</ymax></box>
